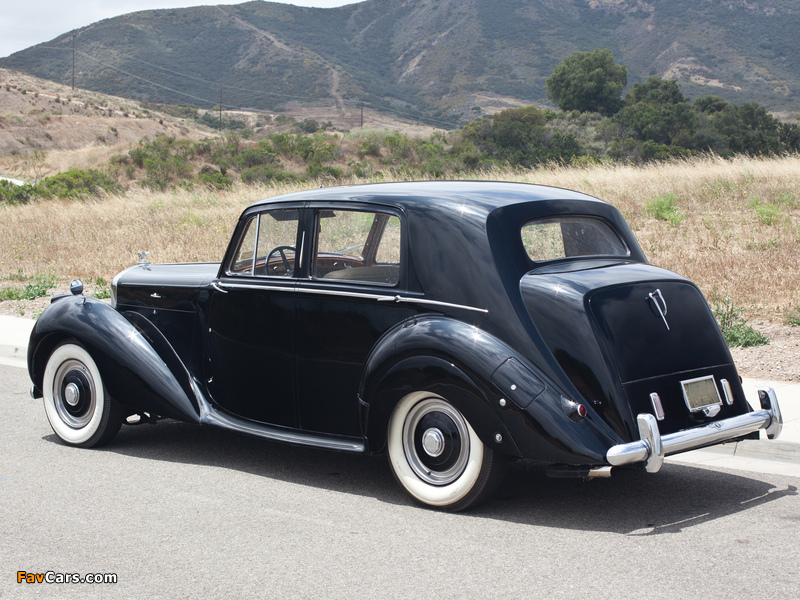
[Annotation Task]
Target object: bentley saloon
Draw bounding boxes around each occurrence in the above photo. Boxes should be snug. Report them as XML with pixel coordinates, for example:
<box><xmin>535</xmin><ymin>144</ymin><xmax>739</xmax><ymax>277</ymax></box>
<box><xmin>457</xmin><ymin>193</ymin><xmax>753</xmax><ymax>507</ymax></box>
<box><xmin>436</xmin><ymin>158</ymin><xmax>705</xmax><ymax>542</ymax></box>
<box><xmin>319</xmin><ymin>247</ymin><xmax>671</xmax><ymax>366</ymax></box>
<box><xmin>27</xmin><ymin>182</ymin><xmax>782</xmax><ymax>510</ymax></box>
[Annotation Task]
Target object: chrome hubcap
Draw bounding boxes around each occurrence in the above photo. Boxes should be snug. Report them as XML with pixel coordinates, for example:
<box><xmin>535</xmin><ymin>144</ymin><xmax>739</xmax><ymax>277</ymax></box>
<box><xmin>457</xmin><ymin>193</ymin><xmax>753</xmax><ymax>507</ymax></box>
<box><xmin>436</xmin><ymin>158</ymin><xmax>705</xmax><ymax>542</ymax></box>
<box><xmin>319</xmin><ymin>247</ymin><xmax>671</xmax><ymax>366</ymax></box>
<box><xmin>421</xmin><ymin>428</ymin><xmax>445</xmax><ymax>457</ymax></box>
<box><xmin>402</xmin><ymin>397</ymin><xmax>470</xmax><ymax>486</ymax></box>
<box><xmin>53</xmin><ymin>359</ymin><xmax>96</xmax><ymax>429</ymax></box>
<box><xmin>64</xmin><ymin>382</ymin><xmax>80</xmax><ymax>407</ymax></box>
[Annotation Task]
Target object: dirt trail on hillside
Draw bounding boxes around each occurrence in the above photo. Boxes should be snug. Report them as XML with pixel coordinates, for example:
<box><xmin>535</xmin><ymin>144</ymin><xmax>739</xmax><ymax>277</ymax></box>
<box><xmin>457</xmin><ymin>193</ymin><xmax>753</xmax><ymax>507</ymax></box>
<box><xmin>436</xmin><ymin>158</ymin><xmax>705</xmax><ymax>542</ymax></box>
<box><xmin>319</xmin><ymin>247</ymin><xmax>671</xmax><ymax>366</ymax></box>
<box><xmin>215</xmin><ymin>6</ymin><xmax>347</xmax><ymax>113</ymax></box>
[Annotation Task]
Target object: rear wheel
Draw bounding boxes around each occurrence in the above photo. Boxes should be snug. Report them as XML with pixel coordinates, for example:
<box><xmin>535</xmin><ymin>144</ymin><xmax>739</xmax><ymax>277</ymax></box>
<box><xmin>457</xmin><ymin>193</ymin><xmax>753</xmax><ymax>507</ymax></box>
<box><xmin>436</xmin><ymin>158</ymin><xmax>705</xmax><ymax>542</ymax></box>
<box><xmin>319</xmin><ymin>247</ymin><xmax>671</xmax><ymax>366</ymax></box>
<box><xmin>387</xmin><ymin>392</ymin><xmax>507</xmax><ymax>511</ymax></box>
<box><xmin>42</xmin><ymin>341</ymin><xmax>123</xmax><ymax>448</ymax></box>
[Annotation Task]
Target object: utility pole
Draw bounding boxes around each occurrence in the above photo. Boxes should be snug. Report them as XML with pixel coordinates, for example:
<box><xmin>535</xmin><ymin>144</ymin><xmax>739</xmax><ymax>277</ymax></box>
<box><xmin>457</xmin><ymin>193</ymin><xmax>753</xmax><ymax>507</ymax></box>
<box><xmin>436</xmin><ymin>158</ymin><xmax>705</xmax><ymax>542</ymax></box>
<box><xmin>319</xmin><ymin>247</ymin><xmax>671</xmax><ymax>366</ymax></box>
<box><xmin>72</xmin><ymin>34</ymin><xmax>75</xmax><ymax>90</ymax></box>
<box><xmin>360</xmin><ymin>101</ymin><xmax>363</xmax><ymax>128</ymax></box>
<box><xmin>219</xmin><ymin>85</ymin><xmax>223</xmax><ymax>131</ymax></box>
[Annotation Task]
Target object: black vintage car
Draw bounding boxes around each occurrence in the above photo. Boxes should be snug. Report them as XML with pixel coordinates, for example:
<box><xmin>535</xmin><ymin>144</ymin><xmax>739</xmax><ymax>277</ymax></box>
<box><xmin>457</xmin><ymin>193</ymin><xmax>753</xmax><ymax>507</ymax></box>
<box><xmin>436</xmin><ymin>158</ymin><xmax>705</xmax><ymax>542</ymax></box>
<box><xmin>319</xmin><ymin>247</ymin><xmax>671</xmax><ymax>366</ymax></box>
<box><xmin>28</xmin><ymin>181</ymin><xmax>783</xmax><ymax>510</ymax></box>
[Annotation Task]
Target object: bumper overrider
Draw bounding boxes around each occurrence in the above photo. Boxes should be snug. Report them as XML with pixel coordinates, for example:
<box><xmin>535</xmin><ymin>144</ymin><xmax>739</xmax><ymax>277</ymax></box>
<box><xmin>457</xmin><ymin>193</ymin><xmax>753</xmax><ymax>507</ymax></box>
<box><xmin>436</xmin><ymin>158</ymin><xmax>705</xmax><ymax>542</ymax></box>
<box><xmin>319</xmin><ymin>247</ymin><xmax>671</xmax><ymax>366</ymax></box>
<box><xmin>606</xmin><ymin>387</ymin><xmax>783</xmax><ymax>473</ymax></box>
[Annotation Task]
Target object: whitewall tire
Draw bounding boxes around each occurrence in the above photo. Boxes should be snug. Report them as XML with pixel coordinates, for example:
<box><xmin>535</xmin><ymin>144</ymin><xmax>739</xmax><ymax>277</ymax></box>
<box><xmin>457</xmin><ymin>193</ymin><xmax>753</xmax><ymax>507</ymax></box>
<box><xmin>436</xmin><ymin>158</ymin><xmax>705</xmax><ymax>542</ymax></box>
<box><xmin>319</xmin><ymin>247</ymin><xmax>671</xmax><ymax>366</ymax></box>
<box><xmin>387</xmin><ymin>391</ymin><xmax>507</xmax><ymax>511</ymax></box>
<box><xmin>42</xmin><ymin>342</ymin><xmax>123</xmax><ymax>448</ymax></box>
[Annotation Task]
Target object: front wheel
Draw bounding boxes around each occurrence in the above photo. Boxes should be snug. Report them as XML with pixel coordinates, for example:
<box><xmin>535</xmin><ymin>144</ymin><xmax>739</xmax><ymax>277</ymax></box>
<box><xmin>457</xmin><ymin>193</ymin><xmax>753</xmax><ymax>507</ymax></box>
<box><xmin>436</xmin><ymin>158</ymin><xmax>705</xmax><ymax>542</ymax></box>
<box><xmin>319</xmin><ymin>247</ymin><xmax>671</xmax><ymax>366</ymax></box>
<box><xmin>387</xmin><ymin>392</ymin><xmax>508</xmax><ymax>511</ymax></box>
<box><xmin>42</xmin><ymin>341</ymin><xmax>123</xmax><ymax>448</ymax></box>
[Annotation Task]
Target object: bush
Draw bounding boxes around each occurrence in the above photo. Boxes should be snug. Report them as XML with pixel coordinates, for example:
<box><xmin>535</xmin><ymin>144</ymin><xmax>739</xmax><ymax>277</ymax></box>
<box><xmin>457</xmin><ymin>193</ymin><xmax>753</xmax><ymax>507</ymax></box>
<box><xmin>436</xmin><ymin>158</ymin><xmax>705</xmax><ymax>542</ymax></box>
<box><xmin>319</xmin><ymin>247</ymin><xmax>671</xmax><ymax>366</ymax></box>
<box><xmin>712</xmin><ymin>295</ymin><xmax>769</xmax><ymax>347</ymax></box>
<box><xmin>240</xmin><ymin>166</ymin><xmax>303</xmax><ymax>185</ymax></box>
<box><xmin>644</xmin><ymin>193</ymin><xmax>684</xmax><ymax>227</ymax></box>
<box><xmin>0</xmin><ymin>179</ymin><xmax>36</xmax><ymax>204</ymax></box>
<box><xmin>198</xmin><ymin>169</ymin><xmax>233</xmax><ymax>189</ymax></box>
<box><xmin>0</xmin><ymin>273</ymin><xmax>56</xmax><ymax>302</ymax></box>
<box><xmin>39</xmin><ymin>169</ymin><xmax>118</xmax><ymax>198</ymax></box>
<box><xmin>461</xmin><ymin>106</ymin><xmax>584</xmax><ymax>167</ymax></box>
<box><xmin>747</xmin><ymin>197</ymin><xmax>783</xmax><ymax>225</ymax></box>
<box><xmin>234</xmin><ymin>146</ymin><xmax>279</xmax><ymax>170</ymax></box>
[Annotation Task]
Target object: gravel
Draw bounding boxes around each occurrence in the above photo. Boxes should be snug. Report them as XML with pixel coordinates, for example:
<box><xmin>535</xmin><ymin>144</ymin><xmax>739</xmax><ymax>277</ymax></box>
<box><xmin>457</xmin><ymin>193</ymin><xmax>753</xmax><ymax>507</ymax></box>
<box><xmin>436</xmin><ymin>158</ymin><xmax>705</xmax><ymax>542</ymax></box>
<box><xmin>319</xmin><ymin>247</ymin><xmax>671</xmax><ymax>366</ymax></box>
<box><xmin>728</xmin><ymin>319</ymin><xmax>800</xmax><ymax>382</ymax></box>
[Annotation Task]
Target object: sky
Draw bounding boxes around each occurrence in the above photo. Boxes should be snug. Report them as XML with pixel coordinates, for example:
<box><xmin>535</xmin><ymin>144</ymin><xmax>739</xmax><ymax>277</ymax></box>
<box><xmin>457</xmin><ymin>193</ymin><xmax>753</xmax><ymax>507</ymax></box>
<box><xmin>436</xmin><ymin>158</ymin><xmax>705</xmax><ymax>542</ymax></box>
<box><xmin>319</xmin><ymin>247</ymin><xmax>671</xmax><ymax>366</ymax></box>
<box><xmin>0</xmin><ymin>1</ymin><xmax>358</xmax><ymax>59</ymax></box>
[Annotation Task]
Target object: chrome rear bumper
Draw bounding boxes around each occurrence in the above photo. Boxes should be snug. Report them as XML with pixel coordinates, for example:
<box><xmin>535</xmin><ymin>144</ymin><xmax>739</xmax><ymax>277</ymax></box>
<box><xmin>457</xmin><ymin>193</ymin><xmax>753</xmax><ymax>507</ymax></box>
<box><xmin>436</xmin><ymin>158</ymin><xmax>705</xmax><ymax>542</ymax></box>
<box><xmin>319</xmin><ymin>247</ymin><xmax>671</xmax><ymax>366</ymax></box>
<box><xmin>606</xmin><ymin>387</ymin><xmax>783</xmax><ymax>473</ymax></box>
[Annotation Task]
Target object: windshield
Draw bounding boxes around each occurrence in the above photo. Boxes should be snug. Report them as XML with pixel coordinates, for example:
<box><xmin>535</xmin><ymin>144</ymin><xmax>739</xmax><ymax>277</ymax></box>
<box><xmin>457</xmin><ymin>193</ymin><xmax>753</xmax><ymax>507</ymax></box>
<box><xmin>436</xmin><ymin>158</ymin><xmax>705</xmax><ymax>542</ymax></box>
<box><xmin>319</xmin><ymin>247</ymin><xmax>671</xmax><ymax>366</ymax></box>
<box><xmin>521</xmin><ymin>216</ymin><xmax>629</xmax><ymax>262</ymax></box>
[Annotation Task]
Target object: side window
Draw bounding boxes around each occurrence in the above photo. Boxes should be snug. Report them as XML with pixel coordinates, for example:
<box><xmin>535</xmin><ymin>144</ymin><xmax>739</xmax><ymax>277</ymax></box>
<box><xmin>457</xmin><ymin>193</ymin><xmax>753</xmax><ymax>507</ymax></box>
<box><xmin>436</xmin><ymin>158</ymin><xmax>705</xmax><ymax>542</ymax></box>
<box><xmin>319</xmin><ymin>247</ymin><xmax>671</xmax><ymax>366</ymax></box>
<box><xmin>229</xmin><ymin>209</ymin><xmax>299</xmax><ymax>277</ymax></box>
<box><xmin>314</xmin><ymin>210</ymin><xmax>401</xmax><ymax>286</ymax></box>
<box><xmin>521</xmin><ymin>216</ymin><xmax>629</xmax><ymax>262</ymax></box>
<box><xmin>374</xmin><ymin>216</ymin><xmax>401</xmax><ymax>264</ymax></box>
<box><xmin>230</xmin><ymin>217</ymin><xmax>258</xmax><ymax>275</ymax></box>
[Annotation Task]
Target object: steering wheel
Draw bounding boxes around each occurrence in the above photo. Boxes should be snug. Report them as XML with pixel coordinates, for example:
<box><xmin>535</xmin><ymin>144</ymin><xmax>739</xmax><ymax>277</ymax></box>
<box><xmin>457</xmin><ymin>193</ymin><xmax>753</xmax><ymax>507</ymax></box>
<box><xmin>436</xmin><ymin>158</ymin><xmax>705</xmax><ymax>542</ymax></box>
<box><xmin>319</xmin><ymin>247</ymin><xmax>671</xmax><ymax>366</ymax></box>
<box><xmin>266</xmin><ymin>246</ymin><xmax>296</xmax><ymax>276</ymax></box>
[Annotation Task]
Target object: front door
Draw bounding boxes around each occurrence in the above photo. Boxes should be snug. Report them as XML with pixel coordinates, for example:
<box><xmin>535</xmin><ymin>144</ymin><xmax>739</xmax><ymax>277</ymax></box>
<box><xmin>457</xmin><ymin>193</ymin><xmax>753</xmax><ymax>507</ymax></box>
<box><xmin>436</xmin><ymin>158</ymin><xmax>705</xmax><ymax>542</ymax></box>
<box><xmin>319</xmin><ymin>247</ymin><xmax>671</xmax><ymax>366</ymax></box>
<box><xmin>206</xmin><ymin>208</ymin><xmax>301</xmax><ymax>427</ymax></box>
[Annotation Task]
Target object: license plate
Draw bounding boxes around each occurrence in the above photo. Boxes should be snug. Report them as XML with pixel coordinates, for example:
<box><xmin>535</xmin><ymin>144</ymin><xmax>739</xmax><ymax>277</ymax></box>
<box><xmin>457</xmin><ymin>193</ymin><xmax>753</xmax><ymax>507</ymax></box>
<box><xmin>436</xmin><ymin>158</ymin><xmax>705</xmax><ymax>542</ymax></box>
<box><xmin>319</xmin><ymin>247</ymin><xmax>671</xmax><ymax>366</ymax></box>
<box><xmin>680</xmin><ymin>375</ymin><xmax>722</xmax><ymax>412</ymax></box>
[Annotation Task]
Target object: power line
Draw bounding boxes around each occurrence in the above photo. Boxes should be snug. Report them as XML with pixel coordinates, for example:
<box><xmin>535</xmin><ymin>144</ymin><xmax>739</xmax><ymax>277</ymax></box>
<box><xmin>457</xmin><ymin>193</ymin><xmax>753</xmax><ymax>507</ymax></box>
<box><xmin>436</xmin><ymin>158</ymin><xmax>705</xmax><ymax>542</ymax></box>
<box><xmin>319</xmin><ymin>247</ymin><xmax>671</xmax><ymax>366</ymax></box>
<box><xmin>40</xmin><ymin>46</ymin><xmax>219</xmax><ymax>107</ymax></box>
<box><xmin>107</xmin><ymin>51</ymin><xmax>321</xmax><ymax>101</ymax></box>
<box><xmin>37</xmin><ymin>44</ymin><xmax>466</xmax><ymax>129</ymax></box>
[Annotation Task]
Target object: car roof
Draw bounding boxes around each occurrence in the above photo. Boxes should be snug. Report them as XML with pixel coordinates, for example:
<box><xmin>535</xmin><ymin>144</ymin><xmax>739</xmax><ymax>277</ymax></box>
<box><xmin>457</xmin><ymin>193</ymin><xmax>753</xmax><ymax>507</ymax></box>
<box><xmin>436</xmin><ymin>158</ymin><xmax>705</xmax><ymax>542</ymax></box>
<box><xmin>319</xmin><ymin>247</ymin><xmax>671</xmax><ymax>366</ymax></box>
<box><xmin>248</xmin><ymin>181</ymin><xmax>605</xmax><ymax>219</ymax></box>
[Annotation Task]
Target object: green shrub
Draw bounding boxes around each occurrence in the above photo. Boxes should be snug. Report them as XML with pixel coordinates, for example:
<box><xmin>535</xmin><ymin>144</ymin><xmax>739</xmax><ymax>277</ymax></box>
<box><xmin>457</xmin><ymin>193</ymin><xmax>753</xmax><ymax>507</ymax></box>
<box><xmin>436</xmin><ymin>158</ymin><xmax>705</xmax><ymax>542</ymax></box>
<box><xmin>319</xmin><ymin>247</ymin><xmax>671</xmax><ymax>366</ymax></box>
<box><xmin>234</xmin><ymin>146</ymin><xmax>278</xmax><ymax>170</ymax></box>
<box><xmin>198</xmin><ymin>170</ymin><xmax>233</xmax><ymax>189</ymax></box>
<box><xmin>712</xmin><ymin>295</ymin><xmax>769</xmax><ymax>347</ymax></box>
<box><xmin>644</xmin><ymin>193</ymin><xmax>684</xmax><ymax>226</ymax></box>
<box><xmin>747</xmin><ymin>197</ymin><xmax>783</xmax><ymax>225</ymax></box>
<box><xmin>0</xmin><ymin>273</ymin><xmax>56</xmax><ymax>302</ymax></box>
<box><xmin>240</xmin><ymin>166</ymin><xmax>303</xmax><ymax>185</ymax></box>
<box><xmin>39</xmin><ymin>169</ymin><xmax>118</xmax><ymax>198</ymax></box>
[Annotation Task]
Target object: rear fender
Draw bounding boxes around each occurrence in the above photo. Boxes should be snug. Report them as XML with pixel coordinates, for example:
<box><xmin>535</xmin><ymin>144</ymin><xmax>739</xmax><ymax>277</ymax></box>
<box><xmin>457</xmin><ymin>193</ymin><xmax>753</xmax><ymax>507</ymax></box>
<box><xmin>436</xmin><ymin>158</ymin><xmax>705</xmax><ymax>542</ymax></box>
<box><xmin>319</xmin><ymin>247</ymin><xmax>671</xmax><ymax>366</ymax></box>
<box><xmin>359</xmin><ymin>316</ymin><xmax>535</xmax><ymax>455</ymax></box>
<box><xmin>28</xmin><ymin>296</ymin><xmax>201</xmax><ymax>423</ymax></box>
<box><xmin>362</xmin><ymin>355</ymin><xmax>522</xmax><ymax>457</ymax></box>
<box><xmin>359</xmin><ymin>315</ymin><xmax>623</xmax><ymax>463</ymax></box>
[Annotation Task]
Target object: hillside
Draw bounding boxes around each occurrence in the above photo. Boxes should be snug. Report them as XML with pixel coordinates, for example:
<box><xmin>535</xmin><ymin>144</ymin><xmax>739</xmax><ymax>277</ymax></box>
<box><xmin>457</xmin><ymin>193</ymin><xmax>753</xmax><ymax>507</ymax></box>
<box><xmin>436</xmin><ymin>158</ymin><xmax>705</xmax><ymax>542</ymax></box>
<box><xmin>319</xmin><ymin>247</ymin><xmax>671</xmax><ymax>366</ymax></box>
<box><xmin>1</xmin><ymin>0</ymin><xmax>799</xmax><ymax>123</ymax></box>
<box><xmin>0</xmin><ymin>67</ymin><xmax>442</xmax><ymax>183</ymax></box>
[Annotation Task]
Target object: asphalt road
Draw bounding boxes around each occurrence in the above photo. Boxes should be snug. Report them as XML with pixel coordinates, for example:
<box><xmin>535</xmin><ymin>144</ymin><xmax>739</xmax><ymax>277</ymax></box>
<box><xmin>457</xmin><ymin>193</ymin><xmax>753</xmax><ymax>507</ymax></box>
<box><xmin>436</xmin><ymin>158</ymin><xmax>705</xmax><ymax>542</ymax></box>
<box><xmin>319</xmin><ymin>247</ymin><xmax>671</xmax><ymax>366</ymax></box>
<box><xmin>2</xmin><ymin>362</ymin><xmax>799</xmax><ymax>600</ymax></box>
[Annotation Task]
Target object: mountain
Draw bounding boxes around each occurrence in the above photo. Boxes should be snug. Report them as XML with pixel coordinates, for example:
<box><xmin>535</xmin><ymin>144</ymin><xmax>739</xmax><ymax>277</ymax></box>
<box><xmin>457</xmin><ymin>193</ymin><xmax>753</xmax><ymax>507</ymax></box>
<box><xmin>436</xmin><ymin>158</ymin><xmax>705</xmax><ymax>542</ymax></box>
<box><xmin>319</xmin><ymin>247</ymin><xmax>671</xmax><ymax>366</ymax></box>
<box><xmin>2</xmin><ymin>0</ymin><xmax>799</xmax><ymax>126</ymax></box>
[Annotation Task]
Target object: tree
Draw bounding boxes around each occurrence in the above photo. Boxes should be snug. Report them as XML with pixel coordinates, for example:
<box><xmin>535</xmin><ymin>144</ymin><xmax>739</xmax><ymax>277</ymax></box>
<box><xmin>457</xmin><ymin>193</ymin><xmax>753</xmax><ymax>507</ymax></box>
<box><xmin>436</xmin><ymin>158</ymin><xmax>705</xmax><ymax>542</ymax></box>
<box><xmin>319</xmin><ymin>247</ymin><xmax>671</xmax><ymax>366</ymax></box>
<box><xmin>709</xmin><ymin>102</ymin><xmax>784</xmax><ymax>156</ymax></box>
<box><xmin>461</xmin><ymin>106</ymin><xmax>584</xmax><ymax>166</ymax></box>
<box><xmin>545</xmin><ymin>49</ymin><xmax>628</xmax><ymax>115</ymax></box>
<box><xmin>614</xmin><ymin>78</ymin><xmax>696</xmax><ymax>147</ymax></box>
<box><xmin>625</xmin><ymin>77</ymin><xmax>687</xmax><ymax>105</ymax></box>
<box><xmin>694</xmin><ymin>95</ymin><xmax>729</xmax><ymax>114</ymax></box>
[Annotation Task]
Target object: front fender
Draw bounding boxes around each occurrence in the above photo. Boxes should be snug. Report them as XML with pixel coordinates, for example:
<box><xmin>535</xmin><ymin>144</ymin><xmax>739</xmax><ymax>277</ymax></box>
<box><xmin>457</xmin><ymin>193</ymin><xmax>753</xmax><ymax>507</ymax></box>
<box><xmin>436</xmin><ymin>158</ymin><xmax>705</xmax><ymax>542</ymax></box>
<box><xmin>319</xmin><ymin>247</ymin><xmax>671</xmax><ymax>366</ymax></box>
<box><xmin>28</xmin><ymin>296</ymin><xmax>201</xmax><ymax>423</ymax></box>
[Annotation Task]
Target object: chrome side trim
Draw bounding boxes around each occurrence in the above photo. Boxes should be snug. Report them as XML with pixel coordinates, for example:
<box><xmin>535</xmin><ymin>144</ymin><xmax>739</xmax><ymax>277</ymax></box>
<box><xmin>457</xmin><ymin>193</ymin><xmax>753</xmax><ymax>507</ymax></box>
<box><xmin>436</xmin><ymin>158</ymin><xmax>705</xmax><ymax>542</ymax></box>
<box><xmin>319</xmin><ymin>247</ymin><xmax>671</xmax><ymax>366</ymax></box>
<box><xmin>214</xmin><ymin>282</ymin><xmax>488</xmax><ymax>313</ymax></box>
<box><xmin>377</xmin><ymin>295</ymin><xmax>489</xmax><ymax>314</ymax></box>
<box><xmin>192</xmin><ymin>379</ymin><xmax>365</xmax><ymax>453</ymax></box>
<box><xmin>606</xmin><ymin>387</ymin><xmax>782</xmax><ymax>471</ymax></box>
<box><xmin>297</xmin><ymin>287</ymin><xmax>395</xmax><ymax>302</ymax></box>
<box><xmin>216</xmin><ymin>282</ymin><xmax>293</xmax><ymax>293</ymax></box>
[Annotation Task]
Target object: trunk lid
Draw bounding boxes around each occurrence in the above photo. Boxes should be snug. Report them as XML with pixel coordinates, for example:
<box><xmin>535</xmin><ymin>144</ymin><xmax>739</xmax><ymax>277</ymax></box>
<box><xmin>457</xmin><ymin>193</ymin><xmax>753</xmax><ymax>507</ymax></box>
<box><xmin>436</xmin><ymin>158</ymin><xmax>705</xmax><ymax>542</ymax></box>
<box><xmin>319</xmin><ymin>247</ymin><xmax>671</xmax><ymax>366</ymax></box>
<box><xmin>521</xmin><ymin>262</ymin><xmax>746</xmax><ymax>439</ymax></box>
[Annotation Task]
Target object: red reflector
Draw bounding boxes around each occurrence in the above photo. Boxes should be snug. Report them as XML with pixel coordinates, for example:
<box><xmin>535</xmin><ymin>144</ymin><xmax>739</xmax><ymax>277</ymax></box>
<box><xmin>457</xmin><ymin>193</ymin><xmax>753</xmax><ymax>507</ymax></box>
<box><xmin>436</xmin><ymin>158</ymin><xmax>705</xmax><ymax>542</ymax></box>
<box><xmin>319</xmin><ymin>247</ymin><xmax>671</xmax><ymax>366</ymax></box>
<box><xmin>650</xmin><ymin>392</ymin><xmax>665</xmax><ymax>421</ymax></box>
<box><xmin>577</xmin><ymin>404</ymin><xmax>587</xmax><ymax>418</ymax></box>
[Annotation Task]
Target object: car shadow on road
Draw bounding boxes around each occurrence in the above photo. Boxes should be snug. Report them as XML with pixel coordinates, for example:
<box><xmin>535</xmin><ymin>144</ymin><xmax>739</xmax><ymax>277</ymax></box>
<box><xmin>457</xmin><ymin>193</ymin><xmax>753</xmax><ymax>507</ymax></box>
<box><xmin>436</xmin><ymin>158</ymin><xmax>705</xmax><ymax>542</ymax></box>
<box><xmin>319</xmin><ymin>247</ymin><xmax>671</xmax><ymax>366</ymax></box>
<box><xmin>481</xmin><ymin>458</ymin><xmax>797</xmax><ymax>535</ymax></box>
<box><xmin>46</xmin><ymin>418</ymin><xmax>798</xmax><ymax>535</ymax></box>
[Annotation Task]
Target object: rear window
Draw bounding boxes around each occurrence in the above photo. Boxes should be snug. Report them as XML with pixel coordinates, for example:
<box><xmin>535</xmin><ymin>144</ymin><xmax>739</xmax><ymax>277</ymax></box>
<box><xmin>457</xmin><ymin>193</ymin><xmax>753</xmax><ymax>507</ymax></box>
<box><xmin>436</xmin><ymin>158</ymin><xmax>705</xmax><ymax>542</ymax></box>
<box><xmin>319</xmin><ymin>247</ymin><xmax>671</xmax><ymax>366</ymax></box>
<box><xmin>521</xmin><ymin>216</ymin><xmax>629</xmax><ymax>262</ymax></box>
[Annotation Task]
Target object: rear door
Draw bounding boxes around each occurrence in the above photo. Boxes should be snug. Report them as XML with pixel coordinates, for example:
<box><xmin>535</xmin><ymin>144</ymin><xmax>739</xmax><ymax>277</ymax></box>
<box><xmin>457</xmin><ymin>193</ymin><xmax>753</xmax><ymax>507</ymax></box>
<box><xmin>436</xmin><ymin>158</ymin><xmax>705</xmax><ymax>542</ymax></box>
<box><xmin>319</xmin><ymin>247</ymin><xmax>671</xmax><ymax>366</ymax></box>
<box><xmin>295</xmin><ymin>205</ymin><xmax>408</xmax><ymax>437</ymax></box>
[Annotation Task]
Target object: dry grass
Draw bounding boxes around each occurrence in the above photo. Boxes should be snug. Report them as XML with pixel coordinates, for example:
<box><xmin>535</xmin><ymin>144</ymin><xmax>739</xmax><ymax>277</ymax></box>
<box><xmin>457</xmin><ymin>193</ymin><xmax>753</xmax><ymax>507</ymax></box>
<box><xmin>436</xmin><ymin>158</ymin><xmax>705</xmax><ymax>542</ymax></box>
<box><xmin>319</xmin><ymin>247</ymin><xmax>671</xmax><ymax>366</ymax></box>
<box><xmin>1</xmin><ymin>154</ymin><xmax>799</xmax><ymax>319</ymax></box>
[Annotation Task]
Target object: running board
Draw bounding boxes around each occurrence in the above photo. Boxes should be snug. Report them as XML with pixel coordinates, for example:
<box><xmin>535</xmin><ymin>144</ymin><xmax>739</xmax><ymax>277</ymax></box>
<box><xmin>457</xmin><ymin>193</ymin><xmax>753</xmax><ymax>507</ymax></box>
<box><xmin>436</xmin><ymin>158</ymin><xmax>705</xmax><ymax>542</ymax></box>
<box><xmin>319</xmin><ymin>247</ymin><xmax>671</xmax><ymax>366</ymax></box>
<box><xmin>192</xmin><ymin>380</ymin><xmax>365</xmax><ymax>453</ymax></box>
